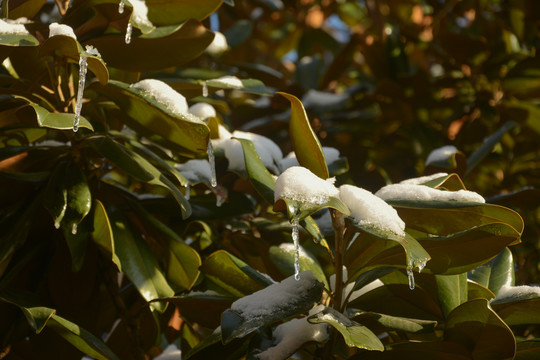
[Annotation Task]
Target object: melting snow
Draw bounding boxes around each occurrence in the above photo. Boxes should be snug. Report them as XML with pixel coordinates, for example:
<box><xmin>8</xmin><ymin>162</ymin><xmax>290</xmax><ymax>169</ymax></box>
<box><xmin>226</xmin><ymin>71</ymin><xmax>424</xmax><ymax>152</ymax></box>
<box><xmin>375</xmin><ymin>183</ymin><xmax>485</xmax><ymax>203</ymax></box>
<box><xmin>207</xmin><ymin>142</ymin><xmax>217</xmax><ymax>187</ymax></box>
<box><xmin>255</xmin><ymin>304</ymin><xmax>328</xmax><ymax>360</ymax></box>
<box><xmin>0</xmin><ymin>18</ymin><xmax>30</xmax><ymax>35</ymax></box>
<box><xmin>425</xmin><ymin>145</ymin><xmax>458</xmax><ymax>166</ymax></box>
<box><xmin>125</xmin><ymin>22</ymin><xmax>132</xmax><ymax>44</ymax></box>
<box><xmin>118</xmin><ymin>1</ymin><xmax>125</xmax><ymax>14</ymax></box>
<box><xmin>400</xmin><ymin>173</ymin><xmax>449</xmax><ymax>185</ymax></box>
<box><xmin>48</xmin><ymin>23</ymin><xmax>76</xmax><ymax>39</ymax></box>
<box><xmin>130</xmin><ymin>79</ymin><xmax>189</xmax><ymax>116</ymax></box>
<box><xmin>274</xmin><ymin>166</ymin><xmax>339</xmax><ymax>205</ymax></box>
<box><xmin>339</xmin><ymin>185</ymin><xmax>406</xmax><ymax>236</ymax></box>
<box><xmin>189</xmin><ymin>102</ymin><xmax>217</xmax><ymax>119</ymax></box>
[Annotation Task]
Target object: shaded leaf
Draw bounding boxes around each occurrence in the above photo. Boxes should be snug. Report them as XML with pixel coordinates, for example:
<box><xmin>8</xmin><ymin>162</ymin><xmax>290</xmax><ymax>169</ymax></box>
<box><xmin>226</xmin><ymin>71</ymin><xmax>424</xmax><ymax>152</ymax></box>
<box><xmin>349</xmin><ymin>309</ymin><xmax>437</xmax><ymax>334</ymax></box>
<box><xmin>436</xmin><ymin>273</ymin><xmax>468</xmax><ymax>318</ymax></box>
<box><xmin>349</xmin><ymin>341</ymin><xmax>471</xmax><ymax>360</ymax></box>
<box><xmin>278</xmin><ymin>92</ymin><xmax>329</xmax><ymax>179</ymax></box>
<box><xmin>0</xmin><ymin>289</ymin><xmax>55</xmax><ymax>333</ymax></box>
<box><xmin>236</xmin><ymin>137</ymin><xmax>275</xmax><ymax>204</ymax></box>
<box><xmin>492</xmin><ymin>287</ymin><xmax>540</xmax><ymax>326</ymax></box>
<box><xmin>308</xmin><ymin>306</ymin><xmax>384</xmax><ymax>351</ymax></box>
<box><xmin>92</xmin><ymin>199</ymin><xmax>121</xmax><ymax>271</ymax></box>
<box><xmin>515</xmin><ymin>339</ymin><xmax>540</xmax><ymax>360</ymax></box>
<box><xmin>269</xmin><ymin>243</ymin><xmax>328</xmax><ymax>288</ymax></box>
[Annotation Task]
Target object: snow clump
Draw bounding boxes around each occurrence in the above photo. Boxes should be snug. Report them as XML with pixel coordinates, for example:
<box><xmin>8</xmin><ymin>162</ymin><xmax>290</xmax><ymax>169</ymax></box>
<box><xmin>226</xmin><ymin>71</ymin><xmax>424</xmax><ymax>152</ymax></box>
<box><xmin>400</xmin><ymin>173</ymin><xmax>448</xmax><ymax>185</ymax></box>
<box><xmin>189</xmin><ymin>102</ymin><xmax>217</xmax><ymax>119</ymax></box>
<box><xmin>48</xmin><ymin>23</ymin><xmax>76</xmax><ymax>39</ymax></box>
<box><xmin>206</xmin><ymin>31</ymin><xmax>229</xmax><ymax>56</ymax></box>
<box><xmin>274</xmin><ymin>166</ymin><xmax>339</xmax><ymax>205</ymax></box>
<box><xmin>224</xmin><ymin>130</ymin><xmax>283</xmax><ymax>174</ymax></box>
<box><xmin>425</xmin><ymin>145</ymin><xmax>458</xmax><ymax>166</ymax></box>
<box><xmin>176</xmin><ymin>159</ymin><xmax>213</xmax><ymax>184</ymax></box>
<box><xmin>375</xmin><ymin>183</ymin><xmax>485</xmax><ymax>203</ymax></box>
<box><xmin>339</xmin><ymin>184</ymin><xmax>406</xmax><ymax>236</ymax></box>
<box><xmin>0</xmin><ymin>18</ymin><xmax>30</xmax><ymax>35</ymax></box>
<box><xmin>279</xmin><ymin>147</ymin><xmax>341</xmax><ymax>172</ymax></box>
<box><xmin>130</xmin><ymin>79</ymin><xmax>189</xmax><ymax>116</ymax></box>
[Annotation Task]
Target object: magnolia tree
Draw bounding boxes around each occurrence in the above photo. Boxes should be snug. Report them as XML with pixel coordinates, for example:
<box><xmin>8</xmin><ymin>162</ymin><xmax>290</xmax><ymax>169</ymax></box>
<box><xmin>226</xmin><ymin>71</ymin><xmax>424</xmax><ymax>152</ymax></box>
<box><xmin>0</xmin><ymin>0</ymin><xmax>539</xmax><ymax>359</ymax></box>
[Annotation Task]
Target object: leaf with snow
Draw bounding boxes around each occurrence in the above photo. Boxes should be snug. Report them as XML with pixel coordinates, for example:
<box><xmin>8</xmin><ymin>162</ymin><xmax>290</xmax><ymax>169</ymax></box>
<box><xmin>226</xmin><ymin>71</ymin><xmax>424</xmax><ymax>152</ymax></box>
<box><xmin>491</xmin><ymin>285</ymin><xmax>540</xmax><ymax>326</ymax></box>
<box><xmin>307</xmin><ymin>306</ymin><xmax>384</xmax><ymax>351</ymax></box>
<box><xmin>221</xmin><ymin>271</ymin><xmax>324</xmax><ymax>343</ymax></box>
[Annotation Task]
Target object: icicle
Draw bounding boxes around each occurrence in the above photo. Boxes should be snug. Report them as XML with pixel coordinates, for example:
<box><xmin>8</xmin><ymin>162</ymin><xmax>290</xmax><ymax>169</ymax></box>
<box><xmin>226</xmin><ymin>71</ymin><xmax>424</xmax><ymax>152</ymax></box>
<box><xmin>215</xmin><ymin>191</ymin><xmax>226</xmax><ymax>207</ymax></box>
<box><xmin>407</xmin><ymin>267</ymin><xmax>415</xmax><ymax>290</ymax></box>
<box><xmin>292</xmin><ymin>219</ymin><xmax>300</xmax><ymax>281</ymax></box>
<box><xmin>207</xmin><ymin>142</ymin><xmax>217</xmax><ymax>187</ymax></box>
<box><xmin>416</xmin><ymin>259</ymin><xmax>427</xmax><ymax>273</ymax></box>
<box><xmin>125</xmin><ymin>22</ymin><xmax>132</xmax><ymax>44</ymax></box>
<box><xmin>118</xmin><ymin>1</ymin><xmax>124</xmax><ymax>13</ymax></box>
<box><xmin>185</xmin><ymin>182</ymin><xmax>191</xmax><ymax>200</ymax></box>
<box><xmin>71</xmin><ymin>223</ymin><xmax>78</xmax><ymax>235</ymax></box>
<box><xmin>202</xmin><ymin>82</ymin><xmax>208</xmax><ymax>97</ymax></box>
<box><xmin>73</xmin><ymin>54</ymin><xmax>88</xmax><ymax>132</ymax></box>
<box><xmin>54</xmin><ymin>221</ymin><xmax>61</xmax><ymax>229</ymax></box>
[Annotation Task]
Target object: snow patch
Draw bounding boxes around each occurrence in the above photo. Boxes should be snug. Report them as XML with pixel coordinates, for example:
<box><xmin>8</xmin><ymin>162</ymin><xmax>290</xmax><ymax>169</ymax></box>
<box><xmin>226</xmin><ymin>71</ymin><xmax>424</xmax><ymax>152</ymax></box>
<box><xmin>189</xmin><ymin>102</ymin><xmax>217</xmax><ymax>119</ymax></box>
<box><xmin>130</xmin><ymin>79</ymin><xmax>189</xmax><ymax>116</ymax></box>
<box><xmin>0</xmin><ymin>18</ymin><xmax>30</xmax><ymax>35</ymax></box>
<box><xmin>154</xmin><ymin>344</ymin><xmax>182</xmax><ymax>360</ymax></box>
<box><xmin>494</xmin><ymin>285</ymin><xmax>540</xmax><ymax>303</ymax></box>
<box><xmin>426</xmin><ymin>145</ymin><xmax>458</xmax><ymax>166</ymax></box>
<box><xmin>224</xmin><ymin>130</ymin><xmax>283</xmax><ymax>174</ymax></box>
<box><xmin>212</xmin><ymin>75</ymin><xmax>244</xmax><ymax>88</ymax></box>
<box><xmin>400</xmin><ymin>173</ymin><xmax>449</xmax><ymax>185</ymax></box>
<box><xmin>206</xmin><ymin>31</ymin><xmax>229</xmax><ymax>56</ymax></box>
<box><xmin>176</xmin><ymin>159</ymin><xmax>213</xmax><ymax>184</ymax></box>
<box><xmin>274</xmin><ymin>166</ymin><xmax>339</xmax><ymax>205</ymax></box>
<box><xmin>279</xmin><ymin>147</ymin><xmax>341</xmax><ymax>172</ymax></box>
<box><xmin>339</xmin><ymin>185</ymin><xmax>406</xmax><ymax>236</ymax></box>
<box><xmin>48</xmin><ymin>23</ymin><xmax>76</xmax><ymax>39</ymax></box>
<box><xmin>256</xmin><ymin>304</ymin><xmax>328</xmax><ymax>360</ymax></box>
<box><xmin>129</xmin><ymin>0</ymin><xmax>153</xmax><ymax>29</ymax></box>
<box><xmin>376</xmin><ymin>183</ymin><xmax>485</xmax><ymax>203</ymax></box>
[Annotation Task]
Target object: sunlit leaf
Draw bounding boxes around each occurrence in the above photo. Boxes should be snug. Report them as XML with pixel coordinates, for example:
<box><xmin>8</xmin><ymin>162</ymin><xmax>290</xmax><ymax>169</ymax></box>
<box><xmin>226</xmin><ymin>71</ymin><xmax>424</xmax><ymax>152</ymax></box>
<box><xmin>92</xmin><ymin>200</ymin><xmax>121</xmax><ymax>271</ymax></box>
<box><xmin>349</xmin><ymin>309</ymin><xmax>437</xmax><ymax>334</ymax></box>
<box><xmin>468</xmin><ymin>248</ymin><xmax>515</xmax><ymax>296</ymax></box>
<box><xmin>269</xmin><ymin>244</ymin><xmax>328</xmax><ymax>288</ymax></box>
<box><xmin>435</xmin><ymin>273</ymin><xmax>467</xmax><ymax>318</ymax></box>
<box><xmin>26</xmin><ymin>103</ymin><xmax>94</xmax><ymax>131</ymax></box>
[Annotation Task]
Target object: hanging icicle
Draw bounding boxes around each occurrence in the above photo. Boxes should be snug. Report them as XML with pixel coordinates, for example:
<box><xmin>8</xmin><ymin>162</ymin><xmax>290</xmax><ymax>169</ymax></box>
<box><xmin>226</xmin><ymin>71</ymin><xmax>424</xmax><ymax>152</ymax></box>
<box><xmin>73</xmin><ymin>53</ymin><xmax>88</xmax><ymax>132</ymax></box>
<box><xmin>406</xmin><ymin>267</ymin><xmax>415</xmax><ymax>290</ymax></box>
<box><xmin>118</xmin><ymin>1</ymin><xmax>125</xmax><ymax>14</ymax></box>
<box><xmin>202</xmin><ymin>82</ymin><xmax>208</xmax><ymax>97</ymax></box>
<box><xmin>125</xmin><ymin>22</ymin><xmax>132</xmax><ymax>44</ymax></box>
<box><xmin>207</xmin><ymin>142</ymin><xmax>217</xmax><ymax>187</ymax></box>
<box><xmin>292</xmin><ymin>220</ymin><xmax>300</xmax><ymax>281</ymax></box>
<box><xmin>185</xmin><ymin>182</ymin><xmax>191</xmax><ymax>200</ymax></box>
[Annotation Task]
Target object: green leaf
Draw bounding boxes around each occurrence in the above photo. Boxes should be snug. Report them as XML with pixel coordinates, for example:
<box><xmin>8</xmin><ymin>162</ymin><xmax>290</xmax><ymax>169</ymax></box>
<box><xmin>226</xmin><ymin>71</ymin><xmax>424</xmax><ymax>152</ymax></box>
<box><xmin>63</xmin><ymin>213</ymin><xmax>91</xmax><ymax>272</ymax></box>
<box><xmin>468</xmin><ymin>248</ymin><xmax>515</xmax><ymax>296</ymax></box>
<box><xmin>422</xmin><ymin>173</ymin><xmax>466</xmax><ymax>191</ymax></box>
<box><xmin>515</xmin><ymin>339</ymin><xmax>540</xmax><ymax>360</ymax></box>
<box><xmin>468</xmin><ymin>280</ymin><xmax>495</xmax><ymax>301</ymax></box>
<box><xmin>491</xmin><ymin>286</ymin><xmax>540</xmax><ymax>326</ymax></box>
<box><xmin>94</xmin><ymin>80</ymin><xmax>210</xmax><ymax>154</ymax></box>
<box><xmin>387</xmin><ymin>200</ymin><xmax>524</xmax><ymax>237</ymax></box>
<box><xmin>436</xmin><ymin>273</ymin><xmax>468</xmax><ymax>318</ymax></box>
<box><xmin>465</xmin><ymin>122</ymin><xmax>518</xmax><ymax>177</ymax></box>
<box><xmin>26</xmin><ymin>102</ymin><xmax>94</xmax><ymax>131</ymax></box>
<box><xmin>92</xmin><ymin>200</ymin><xmax>121</xmax><ymax>271</ymax></box>
<box><xmin>0</xmin><ymin>289</ymin><xmax>55</xmax><ymax>333</ymax></box>
<box><xmin>221</xmin><ymin>271</ymin><xmax>324</xmax><ymax>343</ymax></box>
<box><xmin>308</xmin><ymin>306</ymin><xmax>384</xmax><ymax>351</ymax></box>
<box><xmin>86</xmin><ymin>19</ymin><xmax>214</xmax><ymax>72</ymax></box>
<box><xmin>269</xmin><ymin>243</ymin><xmax>328</xmax><ymax>288</ymax></box>
<box><xmin>6</xmin><ymin>0</ymin><xmax>46</xmax><ymax>21</ymax></box>
<box><xmin>47</xmin><ymin>314</ymin><xmax>120</xmax><ymax>360</ymax></box>
<box><xmin>201</xmin><ymin>250</ymin><xmax>272</xmax><ymax>297</ymax></box>
<box><xmin>0</xmin><ymin>29</ymin><xmax>39</xmax><ymax>47</ymax></box>
<box><xmin>108</xmin><ymin>208</ymin><xmax>174</xmax><ymax>312</ymax></box>
<box><xmin>235</xmin><ymin>137</ymin><xmax>275</xmax><ymax>204</ymax></box>
<box><xmin>43</xmin><ymin>160</ymin><xmax>92</xmax><ymax>232</ymax></box>
<box><xmin>205</xmin><ymin>78</ymin><xmax>274</xmax><ymax>96</ymax></box>
<box><xmin>278</xmin><ymin>92</ymin><xmax>329</xmax><ymax>179</ymax></box>
<box><xmin>445</xmin><ymin>298</ymin><xmax>515</xmax><ymax>360</ymax></box>
<box><xmin>348</xmin><ymin>309</ymin><xmax>438</xmax><ymax>334</ymax></box>
<box><xmin>141</xmin><ymin>0</ymin><xmax>223</xmax><ymax>26</ymax></box>
<box><xmin>39</xmin><ymin>35</ymin><xmax>109</xmax><ymax>85</ymax></box>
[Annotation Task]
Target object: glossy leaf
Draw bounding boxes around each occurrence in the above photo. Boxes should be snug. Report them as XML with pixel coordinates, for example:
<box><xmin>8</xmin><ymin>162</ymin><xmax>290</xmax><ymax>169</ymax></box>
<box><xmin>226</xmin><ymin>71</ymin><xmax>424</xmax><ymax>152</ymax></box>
<box><xmin>387</xmin><ymin>200</ymin><xmax>524</xmax><ymax>237</ymax></box>
<box><xmin>445</xmin><ymin>298</ymin><xmax>515</xmax><ymax>360</ymax></box>
<box><xmin>436</xmin><ymin>273</ymin><xmax>467</xmax><ymax>318</ymax></box>
<box><xmin>308</xmin><ymin>306</ymin><xmax>384</xmax><ymax>351</ymax></box>
<box><xmin>492</xmin><ymin>287</ymin><xmax>540</xmax><ymax>326</ymax></box>
<box><xmin>43</xmin><ymin>160</ymin><xmax>92</xmax><ymax>232</ymax></box>
<box><xmin>0</xmin><ymin>289</ymin><xmax>55</xmax><ymax>333</ymax></box>
<box><xmin>108</xmin><ymin>209</ymin><xmax>174</xmax><ymax>312</ymax></box>
<box><xmin>468</xmin><ymin>247</ymin><xmax>515</xmax><ymax>296</ymax></box>
<box><xmin>92</xmin><ymin>200</ymin><xmax>121</xmax><ymax>271</ymax></box>
<box><xmin>86</xmin><ymin>19</ymin><xmax>214</xmax><ymax>72</ymax></box>
<box><xmin>236</xmin><ymin>137</ymin><xmax>275</xmax><ymax>204</ymax></box>
<box><xmin>201</xmin><ymin>250</ymin><xmax>272</xmax><ymax>297</ymax></box>
<box><xmin>0</xmin><ymin>30</ymin><xmax>39</xmax><ymax>47</ymax></box>
<box><xmin>39</xmin><ymin>35</ymin><xmax>109</xmax><ymax>85</ymax></box>
<box><xmin>349</xmin><ymin>309</ymin><xmax>437</xmax><ymax>334</ymax></box>
<box><xmin>26</xmin><ymin>103</ymin><xmax>94</xmax><ymax>131</ymax></box>
<box><xmin>467</xmin><ymin>280</ymin><xmax>495</xmax><ymax>302</ymax></box>
<box><xmin>422</xmin><ymin>173</ymin><xmax>466</xmax><ymax>191</ymax></box>
<box><xmin>47</xmin><ymin>314</ymin><xmax>120</xmax><ymax>360</ymax></box>
<box><xmin>221</xmin><ymin>271</ymin><xmax>324</xmax><ymax>343</ymax></box>
<box><xmin>269</xmin><ymin>244</ymin><xmax>328</xmax><ymax>288</ymax></box>
<box><xmin>94</xmin><ymin>80</ymin><xmax>210</xmax><ymax>154</ymax></box>
<box><xmin>278</xmin><ymin>92</ymin><xmax>329</xmax><ymax>179</ymax></box>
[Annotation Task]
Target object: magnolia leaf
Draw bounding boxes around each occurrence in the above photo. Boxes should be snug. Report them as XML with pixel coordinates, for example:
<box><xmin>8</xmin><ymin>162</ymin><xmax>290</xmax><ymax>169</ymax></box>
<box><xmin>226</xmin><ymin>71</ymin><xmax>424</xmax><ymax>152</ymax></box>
<box><xmin>435</xmin><ymin>273</ymin><xmax>468</xmax><ymax>318</ymax></box>
<box><xmin>491</xmin><ymin>286</ymin><xmax>540</xmax><ymax>326</ymax></box>
<box><xmin>27</xmin><ymin>103</ymin><xmax>94</xmax><ymax>131</ymax></box>
<box><xmin>236</xmin><ymin>137</ymin><xmax>275</xmax><ymax>204</ymax></box>
<box><xmin>468</xmin><ymin>247</ymin><xmax>515</xmax><ymax>296</ymax></box>
<box><xmin>278</xmin><ymin>92</ymin><xmax>329</xmax><ymax>179</ymax></box>
<box><xmin>274</xmin><ymin>196</ymin><xmax>350</xmax><ymax>224</ymax></box>
<box><xmin>308</xmin><ymin>306</ymin><xmax>384</xmax><ymax>351</ymax></box>
<box><xmin>269</xmin><ymin>244</ymin><xmax>328</xmax><ymax>288</ymax></box>
<box><xmin>92</xmin><ymin>200</ymin><xmax>121</xmax><ymax>271</ymax></box>
<box><xmin>348</xmin><ymin>309</ymin><xmax>437</xmax><ymax>334</ymax></box>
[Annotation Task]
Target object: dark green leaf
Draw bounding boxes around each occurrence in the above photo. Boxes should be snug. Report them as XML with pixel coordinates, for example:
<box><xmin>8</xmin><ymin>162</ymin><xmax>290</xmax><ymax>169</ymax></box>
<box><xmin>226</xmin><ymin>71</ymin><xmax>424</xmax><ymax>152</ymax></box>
<box><xmin>468</xmin><ymin>248</ymin><xmax>515</xmax><ymax>296</ymax></box>
<box><xmin>0</xmin><ymin>289</ymin><xmax>55</xmax><ymax>333</ymax></box>
<box><xmin>436</xmin><ymin>273</ymin><xmax>468</xmax><ymax>318</ymax></box>
<box><xmin>91</xmin><ymin>200</ymin><xmax>121</xmax><ymax>271</ymax></box>
<box><xmin>349</xmin><ymin>309</ymin><xmax>437</xmax><ymax>334</ymax></box>
<box><xmin>492</xmin><ymin>286</ymin><xmax>540</xmax><ymax>326</ymax></box>
<box><xmin>308</xmin><ymin>306</ymin><xmax>384</xmax><ymax>351</ymax></box>
<box><xmin>515</xmin><ymin>339</ymin><xmax>540</xmax><ymax>360</ymax></box>
<box><xmin>349</xmin><ymin>341</ymin><xmax>471</xmax><ymax>360</ymax></box>
<box><xmin>236</xmin><ymin>137</ymin><xmax>275</xmax><ymax>204</ymax></box>
<box><xmin>278</xmin><ymin>92</ymin><xmax>329</xmax><ymax>179</ymax></box>
<box><xmin>269</xmin><ymin>244</ymin><xmax>328</xmax><ymax>288</ymax></box>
